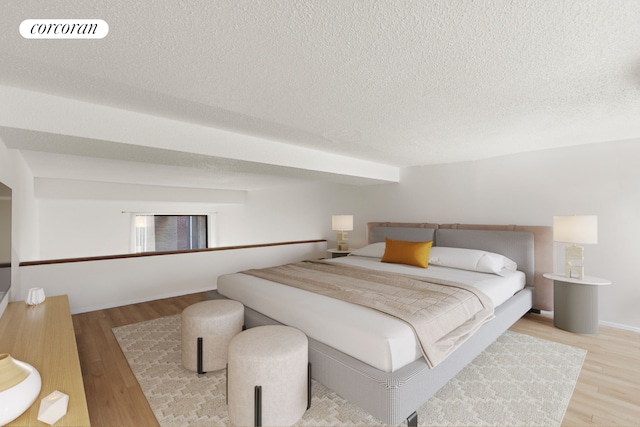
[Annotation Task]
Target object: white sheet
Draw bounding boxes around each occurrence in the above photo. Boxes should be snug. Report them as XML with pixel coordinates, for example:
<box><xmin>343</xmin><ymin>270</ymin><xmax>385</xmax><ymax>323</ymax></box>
<box><xmin>217</xmin><ymin>256</ymin><xmax>525</xmax><ymax>372</ymax></box>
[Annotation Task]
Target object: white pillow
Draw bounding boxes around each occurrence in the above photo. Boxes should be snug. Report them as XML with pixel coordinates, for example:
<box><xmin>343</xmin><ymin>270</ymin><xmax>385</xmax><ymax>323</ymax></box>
<box><xmin>428</xmin><ymin>246</ymin><xmax>517</xmax><ymax>276</ymax></box>
<box><xmin>348</xmin><ymin>242</ymin><xmax>386</xmax><ymax>258</ymax></box>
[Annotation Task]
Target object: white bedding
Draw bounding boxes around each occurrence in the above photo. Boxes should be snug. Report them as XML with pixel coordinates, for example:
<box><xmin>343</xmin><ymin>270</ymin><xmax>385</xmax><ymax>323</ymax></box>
<box><xmin>217</xmin><ymin>255</ymin><xmax>525</xmax><ymax>372</ymax></box>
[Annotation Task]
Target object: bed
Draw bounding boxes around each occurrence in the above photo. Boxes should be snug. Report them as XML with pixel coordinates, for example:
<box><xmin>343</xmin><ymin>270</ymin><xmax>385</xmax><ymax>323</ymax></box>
<box><xmin>215</xmin><ymin>222</ymin><xmax>553</xmax><ymax>425</ymax></box>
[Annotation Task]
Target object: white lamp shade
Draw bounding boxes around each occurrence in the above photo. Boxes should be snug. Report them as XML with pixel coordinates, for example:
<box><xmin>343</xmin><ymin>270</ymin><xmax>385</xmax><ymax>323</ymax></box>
<box><xmin>332</xmin><ymin>215</ymin><xmax>353</xmax><ymax>231</ymax></box>
<box><xmin>553</xmin><ymin>215</ymin><xmax>598</xmax><ymax>244</ymax></box>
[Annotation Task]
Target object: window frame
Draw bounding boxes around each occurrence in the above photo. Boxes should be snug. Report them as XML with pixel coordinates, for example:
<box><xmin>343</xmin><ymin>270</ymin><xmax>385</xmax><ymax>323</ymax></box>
<box><xmin>130</xmin><ymin>213</ymin><xmax>217</xmax><ymax>254</ymax></box>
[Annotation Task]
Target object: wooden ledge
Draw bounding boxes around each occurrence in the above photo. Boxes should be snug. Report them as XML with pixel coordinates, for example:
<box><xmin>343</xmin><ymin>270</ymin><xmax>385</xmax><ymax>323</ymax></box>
<box><xmin>19</xmin><ymin>240</ymin><xmax>326</xmax><ymax>267</ymax></box>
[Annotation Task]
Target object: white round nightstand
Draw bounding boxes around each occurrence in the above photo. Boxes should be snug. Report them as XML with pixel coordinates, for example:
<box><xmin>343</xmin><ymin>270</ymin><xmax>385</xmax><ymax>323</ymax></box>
<box><xmin>544</xmin><ymin>273</ymin><xmax>611</xmax><ymax>335</ymax></box>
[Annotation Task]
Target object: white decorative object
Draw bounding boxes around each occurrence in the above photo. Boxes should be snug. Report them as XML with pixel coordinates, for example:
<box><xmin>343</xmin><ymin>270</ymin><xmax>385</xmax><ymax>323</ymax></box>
<box><xmin>26</xmin><ymin>287</ymin><xmax>46</xmax><ymax>306</ymax></box>
<box><xmin>332</xmin><ymin>215</ymin><xmax>354</xmax><ymax>251</ymax></box>
<box><xmin>0</xmin><ymin>353</ymin><xmax>42</xmax><ymax>425</ymax></box>
<box><xmin>37</xmin><ymin>390</ymin><xmax>70</xmax><ymax>425</ymax></box>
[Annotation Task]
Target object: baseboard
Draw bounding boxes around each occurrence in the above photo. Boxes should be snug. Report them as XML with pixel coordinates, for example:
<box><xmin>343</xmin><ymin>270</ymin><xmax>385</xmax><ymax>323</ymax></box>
<box><xmin>600</xmin><ymin>320</ymin><xmax>640</xmax><ymax>333</ymax></box>
<box><xmin>532</xmin><ymin>310</ymin><xmax>640</xmax><ymax>334</ymax></box>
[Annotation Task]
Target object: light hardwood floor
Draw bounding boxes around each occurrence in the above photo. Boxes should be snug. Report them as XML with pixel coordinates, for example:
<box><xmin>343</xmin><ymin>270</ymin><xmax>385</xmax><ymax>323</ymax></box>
<box><xmin>73</xmin><ymin>293</ymin><xmax>640</xmax><ymax>426</ymax></box>
<box><xmin>510</xmin><ymin>313</ymin><xmax>640</xmax><ymax>425</ymax></box>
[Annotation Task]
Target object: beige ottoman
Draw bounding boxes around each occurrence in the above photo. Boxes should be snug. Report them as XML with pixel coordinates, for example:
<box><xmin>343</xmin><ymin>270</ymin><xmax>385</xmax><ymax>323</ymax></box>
<box><xmin>227</xmin><ymin>325</ymin><xmax>309</xmax><ymax>427</ymax></box>
<box><xmin>181</xmin><ymin>299</ymin><xmax>244</xmax><ymax>373</ymax></box>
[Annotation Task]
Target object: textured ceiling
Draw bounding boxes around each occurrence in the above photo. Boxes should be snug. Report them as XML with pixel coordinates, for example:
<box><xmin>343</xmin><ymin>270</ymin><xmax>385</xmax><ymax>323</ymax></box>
<box><xmin>1</xmin><ymin>0</ymin><xmax>639</xmax><ymax>191</ymax></box>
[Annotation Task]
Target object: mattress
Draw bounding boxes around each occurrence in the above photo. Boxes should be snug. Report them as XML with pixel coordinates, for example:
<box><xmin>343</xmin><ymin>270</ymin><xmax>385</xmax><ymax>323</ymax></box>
<box><xmin>217</xmin><ymin>255</ymin><xmax>525</xmax><ymax>372</ymax></box>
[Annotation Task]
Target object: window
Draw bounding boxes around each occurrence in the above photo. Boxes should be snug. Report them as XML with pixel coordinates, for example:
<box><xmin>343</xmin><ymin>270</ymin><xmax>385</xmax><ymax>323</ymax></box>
<box><xmin>133</xmin><ymin>214</ymin><xmax>211</xmax><ymax>253</ymax></box>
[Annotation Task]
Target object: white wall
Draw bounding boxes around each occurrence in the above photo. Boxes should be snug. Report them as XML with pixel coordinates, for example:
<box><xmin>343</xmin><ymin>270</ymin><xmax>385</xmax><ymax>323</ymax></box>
<box><xmin>34</xmin><ymin>181</ymin><xmax>358</xmax><ymax>260</ymax></box>
<box><xmin>356</xmin><ymin>140</ymin><xmax>640</xmax><ymax>331</ymax></box>
<box><xmin>215</xmin><ymin>182</ymin><xmax>358</xmax><ymax>247</ymax></box>
<box><xmin>36</xmin><ymin>199</ymin><xmax>224</xmax><ymax>260</ymax></box>
<box><xmin>0</xmin><ymin>139</ymin><xmax>39</xmax><ymax>316</ymax></box>
<box><xmin>20</xmin><ymin>241</ymin><xmax>327</xmax><ymax>314</ymax></box>
<box><xmin>18</xmin><ymin>179</ymin><xmax>357</xmax><ymax>311</ymax></box>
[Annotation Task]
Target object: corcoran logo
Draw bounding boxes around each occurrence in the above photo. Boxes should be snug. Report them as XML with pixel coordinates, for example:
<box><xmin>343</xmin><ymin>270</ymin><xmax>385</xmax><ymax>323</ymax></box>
<box><xmin>20</xmin><ymin>19</ymin><xmax>109</xmax><ymax>39</ymax></box>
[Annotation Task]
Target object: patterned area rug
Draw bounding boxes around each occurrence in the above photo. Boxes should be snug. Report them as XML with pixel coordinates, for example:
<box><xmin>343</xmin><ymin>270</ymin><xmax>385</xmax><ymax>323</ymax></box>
<box><xmin>113</xmin><ymin>315</ymin><xmax>585</xmax><ymax>427</ymax></box>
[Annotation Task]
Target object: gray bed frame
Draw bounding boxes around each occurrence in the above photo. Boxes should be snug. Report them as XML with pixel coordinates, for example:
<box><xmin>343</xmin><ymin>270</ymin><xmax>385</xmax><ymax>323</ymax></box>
<box><xmin>212</xmin><ymin>222</ymin><xmax>552</xmax><ymax>425</ymax></box>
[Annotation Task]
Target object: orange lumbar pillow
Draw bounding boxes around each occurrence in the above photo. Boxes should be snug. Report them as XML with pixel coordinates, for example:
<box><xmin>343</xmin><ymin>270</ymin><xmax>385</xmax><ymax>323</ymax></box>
<box><xmin>381</xmin><ymin>238</ymin><xmax>433</xmax><ymax>268</ymax></box>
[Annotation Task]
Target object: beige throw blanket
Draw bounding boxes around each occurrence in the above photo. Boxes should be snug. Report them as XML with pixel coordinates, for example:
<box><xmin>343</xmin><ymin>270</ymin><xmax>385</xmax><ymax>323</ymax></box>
<box><xmin>243</xmin><ymin>260</ymin><xmax>495</xmax><ymax>368</ymax></box>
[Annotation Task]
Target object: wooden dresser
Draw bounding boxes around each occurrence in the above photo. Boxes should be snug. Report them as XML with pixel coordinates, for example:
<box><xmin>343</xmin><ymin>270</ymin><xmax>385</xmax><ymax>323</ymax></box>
<box><xmin>0</xmin><ymin>295</ymin><xmax>90</xmax><ymax>426</ymax></box>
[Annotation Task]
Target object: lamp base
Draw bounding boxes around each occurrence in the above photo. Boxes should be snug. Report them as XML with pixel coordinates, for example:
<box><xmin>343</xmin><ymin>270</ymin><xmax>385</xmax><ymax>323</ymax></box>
<box><xmin>565</xmin><ymin>245</ymin><xmax>584</xmax><ymax>280</ymax></box>
<box><xmin>336</xmin><ymin>231</ymin><xmax>349</xmax><ymax>251</ymax></box>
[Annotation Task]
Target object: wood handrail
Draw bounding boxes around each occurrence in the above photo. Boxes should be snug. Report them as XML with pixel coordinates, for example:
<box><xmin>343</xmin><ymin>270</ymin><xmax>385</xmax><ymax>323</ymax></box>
<box><xmin>19</xmin><ymin>239</ymin><xmax>327</xmax><ymax>267</ymax></box>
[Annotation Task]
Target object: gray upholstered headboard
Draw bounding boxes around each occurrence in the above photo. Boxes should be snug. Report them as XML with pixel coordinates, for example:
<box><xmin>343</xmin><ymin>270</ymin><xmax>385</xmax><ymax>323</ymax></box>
<box><xmin>435</xmin><ymin>229</ymin><xmax>534</xmax><ymax>286</ymax></box>
<box><xmin>369</xmin><ymin>225</ymin><xmax>437</xmax><ymax>244</ymax></box>
<box><xmin>367</xmin><ymin>222</ymin><xmax>553</xmax><ymax>311</ymax></box>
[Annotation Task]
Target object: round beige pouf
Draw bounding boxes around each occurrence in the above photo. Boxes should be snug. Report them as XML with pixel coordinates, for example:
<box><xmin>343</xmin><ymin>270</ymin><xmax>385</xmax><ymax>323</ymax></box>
<box><xmin>227</xmin><ymin>325</ymin><xmax>309</xmax><ymax>427</ymax></box>
<box><xmin>181</xmin><ymin>299</ymin><xmax>244</xmax><ymax>373</ymax></box>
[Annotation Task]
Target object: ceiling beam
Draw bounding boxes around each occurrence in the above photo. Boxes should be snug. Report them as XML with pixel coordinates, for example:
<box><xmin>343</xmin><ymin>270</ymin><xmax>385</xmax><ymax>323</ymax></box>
<box><xmin>0</xmin><ymin>85</ymin><xmax>399</xmax><ymax>185</ymax></box>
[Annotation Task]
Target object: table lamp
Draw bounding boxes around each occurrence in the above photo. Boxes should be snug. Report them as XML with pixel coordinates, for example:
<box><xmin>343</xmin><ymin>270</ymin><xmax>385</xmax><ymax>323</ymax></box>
<box><xmin>332</xmin><ymin>215</ymin><xmax>353</xmax><ymax>251</ymax></box>
<box><xmin>553</xmin><ymin>215</ymin><xmax>597</xmax><ymax>279</ymax></box>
